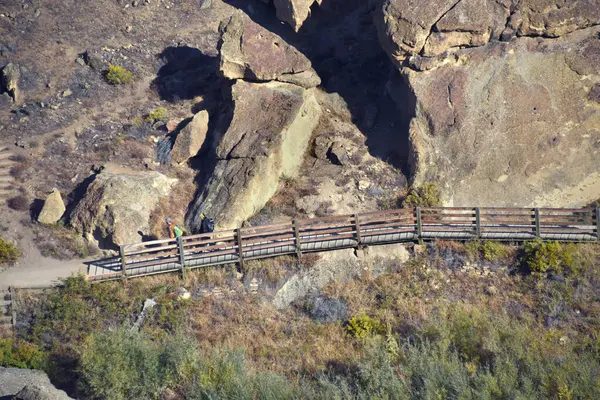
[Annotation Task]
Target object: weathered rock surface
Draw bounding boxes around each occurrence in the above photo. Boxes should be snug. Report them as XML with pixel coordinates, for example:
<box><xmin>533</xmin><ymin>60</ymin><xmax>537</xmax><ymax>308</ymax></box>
<box><xmin>0</xmin><ymin>367</ymin><xmax>72</xmax><ymax>399</ymax></box>
<box><xmin>1</xmin><ymin>63</ymin><xmax>21</xmax><ymax>104</ymax></box>
<box><xmin>187</xmin><ymin>80</ymin><xmax>321</xmax><ymax>231</ymax></box>
<box><xmin>170</xmin><ymin>110</ymin><xmax>209</xmax><ymax>165</ymax></box>
<box><xmin>273</xmin><ymin>0</ymin><xmax>322</xmax><ymax>31</ymax></box>
<box><xmin>405</xmin><ymin>27</ymin><xmax>600</xmax><ymax>207</ymax></box>
<box><xmin>375</xmin><ymin>0</ymin><xmax>600</xmax><ymax>65</ymax></box>
<box><xmin>219</xmin><ymin>11</ymin><xmax>320</xmax><ymax>88</ymax></box>
<box><xmin>274</xmin><ymin>244</ymin><xmax>409</xmax><ymax>309</ymax></box>
<box><xmin>71</xmin><ymin>164</ymin><xmax>177</xmax><ymax>248</ymax></box>
<box><xmin>37</xmin><ymin>189</ymin><xmax>66</xmax><ymax>225</ymax></box>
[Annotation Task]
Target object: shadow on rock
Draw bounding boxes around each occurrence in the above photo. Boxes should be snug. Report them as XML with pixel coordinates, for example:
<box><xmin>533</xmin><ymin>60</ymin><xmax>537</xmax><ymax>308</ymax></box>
<box><xmin>222</xmin><ymin>0</ymin><xmax>414</xmax><ymax>173</ymax></box>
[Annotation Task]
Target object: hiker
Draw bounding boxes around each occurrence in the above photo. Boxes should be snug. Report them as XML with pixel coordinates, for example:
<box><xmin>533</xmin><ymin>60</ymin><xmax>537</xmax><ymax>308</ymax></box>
<box><xmin>199</xmin><ymin>213</ymin><xmax>215</xmax><ymax>234</ymax></box>
<box><xmin>165</xmin><ymin>217</ymin><xmax>184</xmax><ymax>239</ymax></box>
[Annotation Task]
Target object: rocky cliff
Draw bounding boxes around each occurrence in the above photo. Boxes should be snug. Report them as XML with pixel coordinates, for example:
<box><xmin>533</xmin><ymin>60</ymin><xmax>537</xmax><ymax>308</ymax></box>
<box><xmin>376</xmin><ymin>0</ymin><xmax>600</xmax><ymax>206</ymax></box>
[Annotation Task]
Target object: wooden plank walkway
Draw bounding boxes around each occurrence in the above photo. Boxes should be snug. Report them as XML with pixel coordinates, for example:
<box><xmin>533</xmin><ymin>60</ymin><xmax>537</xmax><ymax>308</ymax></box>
<box><xmin>86</xmin><ymin>207</ymin><xmax>600</xmax><ymax>283</ymax></box>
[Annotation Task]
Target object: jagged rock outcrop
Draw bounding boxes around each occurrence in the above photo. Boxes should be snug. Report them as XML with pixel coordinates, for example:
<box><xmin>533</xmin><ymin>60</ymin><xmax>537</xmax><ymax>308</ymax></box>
<box><xmin>37</xmin><ymin>189</ymin><xmax>66</xmax><ymax>225</ymax></box>
<box><xmin>187</xmin><ymin>80</ymin><xmax>321</xmax><ymax>231</ymax></box>
<box><xmin>170</xmin><ymin>110</ymin><xmax>209</xmax><ymax>165</ymax></box>
<box><xmin>71</xmin><ymin>164</ymin><xmax>177</xmax><ymax>248</ymax></box>
<box><xmin>219</xmin><ymin>11</ymin><xmax>321</xmax><ymax>88</ymax></box>
<box><xmin>0</xmin><ymin>368</ymin><xmax>72</xmax><ymax>399</ymax></box>
<box><xmin>375</xmin><ymin>0</ymin><xmax>600</xmax><ymax>65</ymax></box>
<box><xmin>273</xmin><ymin>0</ymin><xmax>322</xmax><ymax>31</ymax></box>
<box><xmin>405</xmin><ymin>27</ymin><xmax>600</xmax><ymax>206</ymax></box>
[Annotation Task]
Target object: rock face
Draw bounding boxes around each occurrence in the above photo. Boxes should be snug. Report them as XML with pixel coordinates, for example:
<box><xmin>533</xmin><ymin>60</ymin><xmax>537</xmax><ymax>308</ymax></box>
<box><xmin>170</xmin><ymin>110</ymin><xmax>209</xmax><ymax>165</ymax></box>
<box><xmin>376</xmin><ymin>0</ymin><xmax>600</xmax><ymax>65</ymax></box>
<box><xmin>1</xmin><ymin>63</ymin><xmax>21</xmax><ymax>104</ymax></box>
<box><xmin>219</xmin><ymin>11</ymin><xmax>320</xmax><ymax>88</ymax></box>
<box><xmin>187</xmin><ymin>80</ymin><xmax>321</xmax><ymax>231</ymax></box>
<box><xmin>405</xmin><ymin>27</ymin><xmax>600</xmax><ymax>207</ymax></box>
<box><xmin>273</xmin><ymin>0</ymin><xmax>322</xmax><ymax>31</ymax></box>
<box><xmin>0</xmin><ymin>368</ymin><xmax>72</xmax><ymax>399</ymax></box>
<box><xmin>37</xmin><ymin>189</ymin><xmax>66</xmax><ymax>225</ymax></box>
<box><xmin>71</xmin><ymin>164</ymin><xmax>177</xmax><ymax>248</ymax></box>
<box><xmin>274</xmin><ymin>244</ymin><xmax>409</xmax><ymax>309</ymax></box>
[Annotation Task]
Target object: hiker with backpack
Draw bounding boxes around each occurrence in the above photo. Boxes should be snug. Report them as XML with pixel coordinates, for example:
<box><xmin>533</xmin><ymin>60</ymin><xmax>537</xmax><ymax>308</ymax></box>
<box><xmin>199</xmin><ymin>213</ymin><xmax>215</xmax><ymax>234</ymax></box>
<box><xmin>165</xmin><ymin>217</ymin><xmax>185</xmax><ymax>239</ymax></box>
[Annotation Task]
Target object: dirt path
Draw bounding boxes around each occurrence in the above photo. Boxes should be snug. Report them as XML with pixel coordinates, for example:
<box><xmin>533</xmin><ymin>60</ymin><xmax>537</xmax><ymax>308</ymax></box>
<box><xmin>0</xmin><ymin>258</ymin><xmax>86</xmax><ymax>290</ymax></box>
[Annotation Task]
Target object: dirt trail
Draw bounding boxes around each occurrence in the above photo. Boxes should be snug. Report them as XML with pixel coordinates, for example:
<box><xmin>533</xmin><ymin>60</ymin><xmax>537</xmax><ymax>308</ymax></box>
<box><xmin>0</xmin><ymin>258</ymin><xmax>86</xmax><ymax>290</ymax></box>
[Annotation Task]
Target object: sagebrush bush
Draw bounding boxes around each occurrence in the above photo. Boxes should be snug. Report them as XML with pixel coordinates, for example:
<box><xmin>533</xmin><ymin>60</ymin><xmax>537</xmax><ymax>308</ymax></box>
<box><xmin>465</xmin><ymin>240</ymin><xmax>509</xmax><ymax>262</ymax></box>
<box><xmin>105</xmin><ymin>65</ymin><xmax>134</xmax><ymax>85</ymax></box>
<box><xmin>402</xmin><ymin>183</ymin><xmax>442</xmax><ymax>208</ymax></box>
<box><xmin>521</xmin><ymin>239</ymin><xmax>580</xmax><ymax>276</ymax></box>
<box><xmin>145</xmin><ymin>107</ymin><xmax>169</xmax><ymax>123</ymax></box>
<box><xmin>0</xmin><ymin>237</ymin><xmax>20</xmax><ymax>264</ymax></box>
<box><xmin>345</xmin><ymin>313</ymin><xmax>385</xmax><ymax>339</ymax></box>
<box><xmin>7</xmin><ymin>195</ymin><xmax>29</xmax><ymax>211</ymax></box>
<box><xmin>0</xmin><ymin>338</ymin><xmax>46</xmax><ymax>369</ymax></box>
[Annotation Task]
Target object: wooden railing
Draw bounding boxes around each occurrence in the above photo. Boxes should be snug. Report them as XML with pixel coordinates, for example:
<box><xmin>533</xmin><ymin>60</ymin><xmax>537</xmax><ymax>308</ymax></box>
<box><xmin>86</xmin><ymin>207</ymin><xmax>600</xmax><ymax>282</ymax></box>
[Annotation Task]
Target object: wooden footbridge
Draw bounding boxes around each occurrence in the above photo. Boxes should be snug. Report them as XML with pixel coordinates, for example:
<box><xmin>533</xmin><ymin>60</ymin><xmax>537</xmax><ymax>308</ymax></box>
<box><xmin>86</xmin><ymin>207</ymin><xmax>600</xmax><ymax>283</ymax></box>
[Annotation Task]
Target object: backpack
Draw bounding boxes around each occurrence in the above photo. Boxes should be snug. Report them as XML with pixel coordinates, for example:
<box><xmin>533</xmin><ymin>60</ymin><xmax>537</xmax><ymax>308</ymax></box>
<box><xmin>201</xmin><ymin>217</ymin><xmax>215</xmax><ymax>233</ymax></box>
<box><xmin>173</xmin><ymin>225</ymin><xmax>184</xmax><ymax>238</ymax></box>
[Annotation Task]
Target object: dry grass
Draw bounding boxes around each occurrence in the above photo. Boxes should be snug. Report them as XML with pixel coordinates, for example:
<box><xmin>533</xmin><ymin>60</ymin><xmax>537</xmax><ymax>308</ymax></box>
<box><xmin>189</xmin><ymin>295</ymin><xmax>355</xmax><ymax>375</ymax></box>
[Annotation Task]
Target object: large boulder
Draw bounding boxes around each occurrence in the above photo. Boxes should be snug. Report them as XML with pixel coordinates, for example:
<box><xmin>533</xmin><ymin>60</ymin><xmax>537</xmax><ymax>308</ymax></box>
<box><xmin>1</xmin><ymin>63</ymin><xmax>21</xmax><ymax>104</ymax></box>
<box><xmin>0</xmin><ymin>367</ymin><xmax>72</xmax><ymax>399</ymax></box>
<box><xmin>187</xmin><ymin>80</ymin><xmax>321</xmax><ymax>231</ymax></box>
<box><xmin>170</xmin><ymin>110</ymin><xmax>209</xmax><ymax>165</ymax></box>
<box><xmin>219</xmin><ymin>11</ymin><xmax>321</xmax><ymax>88</ymax></box>
<box><xmin>375</xmin><ymin>0</ymin><xmax>600</xmax><ymax>65</ymax></box>
<box><xmin>404</xmin><ymin>27</ymin><xmax>600</xmax><ymax>207</ymax></box>
<box><xmin>71</xmin><ymin>164</ymin><xmax>177</xmax><ymax>248</ymax></box>
<box><xmin>37</xmin><ymin>189</ymin><xmax>66</xmax><ymax>225</ymax></box>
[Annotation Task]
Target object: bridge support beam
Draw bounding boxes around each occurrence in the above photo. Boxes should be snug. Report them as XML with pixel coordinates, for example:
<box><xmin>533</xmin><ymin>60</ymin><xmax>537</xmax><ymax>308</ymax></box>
<box><xmin>475</xmin><ymin>207</ymin><xmax>481</xmax><ymax>239</ymax></box>
<box><xmin>293</xmin><ymin>219</ymin><xmax>302</xmax><ymax>259</ymax></box>
<box><xmin>534</xmin><ymin>208</ymin><xmax>541</xmax><ymax>238</ymax></box>
<box><xmin>415</xmin><ymin>207</ymin><xmax>423</xmax><ymax>245</ymax></box>
<box><xmin>596</xmin><ymin>207</ymin><xmax>600</xmax><ymax>241</ymax></box>
<box><xmin>354</xmin><ymin>214</ymin><xmax>363</xmax><ymax>249</ymax></box>
<box><xmin>177</xmin><ymin>236</ymin><xmax>186</xmax><ymax>280</ymax></box>
<box><xmin>237</xmin><ymin>227</ymin><xmax>245</xmax><ymax>270</ymax></box>
<box><xmin>119</xmin><ymin>245</ymin><xmax>128</xmax><ymax>281</ymax></box>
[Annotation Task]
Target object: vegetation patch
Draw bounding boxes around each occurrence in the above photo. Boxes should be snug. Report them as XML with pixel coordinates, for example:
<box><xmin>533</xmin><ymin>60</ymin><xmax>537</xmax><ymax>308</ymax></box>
<box><xmin>521</xmin><ymin>239</ymin><xmax>581</xmax><ymax>277</ymax></box>
<box><xmin>145</xmin><ymin>107</ymin><xmax>169</xmax><ymax>124</ymax></box>
<box><xmin>0</xmin><ymin>237</ymin><xmax>20</xmax><ymax>264</ymax></box>
<box><xmin>105</xmin><ymin>65</ymin><xmax>134</xmax><ymax>85</ymax></box>
<box><xmin>402</xmin><ymin>182</ymin><xmax>441</xmax><ymax>208</ymax></box>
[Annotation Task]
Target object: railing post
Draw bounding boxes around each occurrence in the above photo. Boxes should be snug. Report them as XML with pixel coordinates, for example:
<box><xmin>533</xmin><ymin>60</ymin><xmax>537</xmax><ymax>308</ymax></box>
<box><xmin>475</xmin><ymin>207</ymin><xmax>481</xmax><ymax>239</ymax></box>
<box><xmin>354</xmin><ymin>214</ymin><xmax>362</xmax><ymax>249</ymax></box>
<box><xmin>237</xmin><ymin>227</ymin><xmax>245</xmax><ymax>270</ymax></box>
<box><xmin>293</xmin><ymin>219</ymin><xmax>302</xmax><ymax>259</ymax></box>
<box><xmin>534</xmin><ymin>208</ymin><xmax>541</xmax><ymax>238</ymax></box>
<box><xmin>9</xmin><ymin>286</ymin><xmax>16</xmax><ymax>328</ymax></box>
<box><xmin>119</xmin><ymin>245</ymin><xmax>128</xmax><ymax>280</ymax></box>
<box><xmin>177</xmin><ymin>236</ymin><xmax>186</xmax><ymax>280</ymax></box>
<box><xmin>596</xmin><ymin>207</ymin><xmax>600</xmax><ymax>241</ymax></box>
<box><xmin>415</xmin><ymin>207</ymin><xmax>422</xmax><ymax>243</ymax></box>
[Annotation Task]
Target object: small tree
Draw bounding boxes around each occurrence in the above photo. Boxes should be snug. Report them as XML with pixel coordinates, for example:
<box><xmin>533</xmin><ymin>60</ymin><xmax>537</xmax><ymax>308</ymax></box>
<box><xmin>106</xmin><ymin>65</ymin><xmax>134</xmax><ymax>85</ymax></box>
<box><xmin>402</xmin><ymin>183</ymin><xmax>442</xmax><ymax>208</ymax></box>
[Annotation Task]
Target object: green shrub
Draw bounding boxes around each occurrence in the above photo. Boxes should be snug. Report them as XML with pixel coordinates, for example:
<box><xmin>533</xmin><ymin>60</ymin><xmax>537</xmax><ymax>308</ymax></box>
<box><xmin>188</xmin><ymin>350</ymin><xmax>298</xmax><ymax>400</ymax></box>
<box><xmin>80</xmin><ymin>328</ymin><xmax>198</xmax><ymax>400</ymax></box>
<box><xmin>345</xmin><ymin>314</ymin><xmax>385</xmax><ymax>339</ymax></box>
<box><xmin>106</xmin><ymin>65</ymin><xmax>134</xmax><ymax>85</ymax></box>
<box><xmin>402</xmin><ymin>183</ymin><xmax>442</xmax><ymax>208</ymax></box>
<box><xmin>0</xmin><ymin>338</ymin><xmax>46</xmax><ymax>369</ymax></box>
<box><xmin>0</xmin><ymin>238</ymin><xmax>20</xmax><ymax>264</ymax></box>
<box><xmin>521</xmin><ymin>239</ymin><xmax>580</xmax><ymax>276</ymax></box>
<box><xmin>465</xmin><ymin>240</ymin><xmax>509</xmax><ymax>263</ymax></box>
<box><xmin>145</xmin><ymin>107</ymin><xmax>169</xmax><ymax>123</ymax></box>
